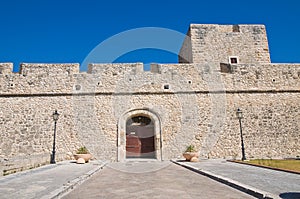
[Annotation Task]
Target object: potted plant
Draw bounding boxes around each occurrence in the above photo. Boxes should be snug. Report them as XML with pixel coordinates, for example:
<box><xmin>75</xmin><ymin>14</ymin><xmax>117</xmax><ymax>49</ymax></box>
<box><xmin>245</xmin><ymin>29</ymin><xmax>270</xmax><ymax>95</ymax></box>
<box><xmin>183</xmin><ymin>145</ymin><xmax>199</xmax><ymax>162</ymax></box>
<box><xmin>73</xmin><ymin>146</ymin><xmax>92</xmax><ymax>164</ymax></box>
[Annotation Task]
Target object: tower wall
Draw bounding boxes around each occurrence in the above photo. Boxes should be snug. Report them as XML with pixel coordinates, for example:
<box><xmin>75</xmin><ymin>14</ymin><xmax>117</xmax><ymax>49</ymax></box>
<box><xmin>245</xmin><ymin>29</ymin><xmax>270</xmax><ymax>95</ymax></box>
<box><xmin>179</xmin><ymin>24</ymin><xmax>271</xmax><ymax>64</ymax></box>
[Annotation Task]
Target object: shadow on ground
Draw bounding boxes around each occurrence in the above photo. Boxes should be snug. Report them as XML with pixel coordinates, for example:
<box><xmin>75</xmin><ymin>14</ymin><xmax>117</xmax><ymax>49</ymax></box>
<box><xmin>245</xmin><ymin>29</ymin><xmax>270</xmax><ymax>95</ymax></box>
<box><xmin>279</xmin><ymin>192</ymin><xmax>300</xmax><ymax>199</ymax></box>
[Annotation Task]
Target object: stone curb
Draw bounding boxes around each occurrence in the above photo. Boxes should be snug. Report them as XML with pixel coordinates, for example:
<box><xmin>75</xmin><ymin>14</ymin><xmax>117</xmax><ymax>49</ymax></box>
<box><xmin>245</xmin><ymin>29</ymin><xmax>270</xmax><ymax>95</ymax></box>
<box><xmin>48</xmin><ymin>161</ymin><xmax>107</xmax><ymax>199</ymax></box>
<box><xmin>171</xmin><ymin>160</ymin><xmax>279</xmax><ymax>199</ymax></box>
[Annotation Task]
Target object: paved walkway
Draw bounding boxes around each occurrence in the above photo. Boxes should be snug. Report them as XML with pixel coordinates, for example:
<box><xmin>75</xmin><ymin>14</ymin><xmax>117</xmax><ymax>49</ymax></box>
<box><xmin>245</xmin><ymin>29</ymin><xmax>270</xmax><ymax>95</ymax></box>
<box><xmin>0</xmin><ymin>160</ymin><xmax>106</xmax><ymax>199</ymax></box>
<box><xmin>0</xmin><ymin>159</ymin><xmax>299</xmax><ymax>199</ymax></box>
<box><xmin>174</xmin><ymin>159</ymin><xmax>300</xmax><ymax>199</ymax></box>
<box><xmin>62</xmin><ymin>160</ymin><xmax>255</xmax><ymax>199</ymax></box>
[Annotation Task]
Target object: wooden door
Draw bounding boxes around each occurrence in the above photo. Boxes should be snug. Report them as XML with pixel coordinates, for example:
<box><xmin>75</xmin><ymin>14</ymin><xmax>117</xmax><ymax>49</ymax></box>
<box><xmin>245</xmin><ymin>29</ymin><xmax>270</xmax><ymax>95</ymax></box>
<box><xmin>126</xmin><ymin>116</ymin><xmax>155</xmax><ymax>158</ymax></box>
<box><xmin>126</xmin><ymin>134</ymin><xmax>141</xmax><ymax>157</ymax></box>
<box><xmin>140</xmin><ymin>136</ymin><xmax>155</xmax><ymax>157</ymax></box>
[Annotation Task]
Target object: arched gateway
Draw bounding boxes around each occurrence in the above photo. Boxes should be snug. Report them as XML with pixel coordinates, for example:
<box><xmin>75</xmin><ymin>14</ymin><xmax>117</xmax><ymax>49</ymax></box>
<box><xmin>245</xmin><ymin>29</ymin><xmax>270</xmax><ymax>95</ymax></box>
<box><xmin>117</xmin><ymin>109</ymin><xmax>162</xmax><ymax>162</ymax></box>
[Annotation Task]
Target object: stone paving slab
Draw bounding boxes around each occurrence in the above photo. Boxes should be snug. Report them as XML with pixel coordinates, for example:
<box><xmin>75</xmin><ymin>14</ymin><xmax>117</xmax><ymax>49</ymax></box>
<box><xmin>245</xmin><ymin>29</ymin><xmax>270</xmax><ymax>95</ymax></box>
<box><xmin>173</xmin><ymin>159</ymin><xmax>300</xmax><ymax>199</ymax></box>
<box><xmin>62</xmin><ymin>161</ymin><xmax>255</xmax><ymax>199</ymax></box>
<box><xmin>0</xmin><ymin>160</ymin><xmax>106</xmax><ymax>199</ymax></box>
<box><xmin>1</xmin><ymin>159</ymin><xmax>299</xmax><ymax>199</ymax></box>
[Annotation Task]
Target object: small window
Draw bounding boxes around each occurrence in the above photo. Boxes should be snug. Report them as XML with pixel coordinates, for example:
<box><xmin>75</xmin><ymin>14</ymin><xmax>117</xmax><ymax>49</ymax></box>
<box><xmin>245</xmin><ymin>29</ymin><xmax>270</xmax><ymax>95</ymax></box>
<box><xmin>230</xmin><ymin>58</ymin><xmax>237</xmax><ymax>64</ymax></box>
<box><xmin>229</xmin><ymin>56</ymin><xmax>238</xmax><ymax>64</ymax></box>
<box><xmin>127</xmin><ymin>116</ymin><xmax>152</xmax><ymax>126</ymax></box>
<box><xmin>75</xmin><ymin>85</ymin><xmax>81</xmax><ymax>90</ymax></box>
<box><xmin>164</xmin><ymin>84</ymin><xmax>169</xmax><ymax>89</ymax></box>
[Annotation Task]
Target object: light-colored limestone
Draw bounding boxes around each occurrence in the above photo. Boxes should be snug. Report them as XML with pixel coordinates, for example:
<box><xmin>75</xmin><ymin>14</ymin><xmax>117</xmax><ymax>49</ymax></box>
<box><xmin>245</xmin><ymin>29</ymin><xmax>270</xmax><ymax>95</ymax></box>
<box><xmin>0</xmin><ymin>24</ymin><xmax>299</xmax><ymax>175</ymax></box>
<box><xmin>179</xmin><ymin>24</ymin><xmax>270</xmax><ymax>64</ymax></box>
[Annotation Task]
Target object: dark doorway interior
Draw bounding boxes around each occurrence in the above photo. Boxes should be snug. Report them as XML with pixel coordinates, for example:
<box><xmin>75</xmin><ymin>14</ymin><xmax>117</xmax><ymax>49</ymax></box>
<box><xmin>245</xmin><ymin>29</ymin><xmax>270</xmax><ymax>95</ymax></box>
<box><xmin>126</xmin><ymin>116</ymin><xmax>155</xmax><ymax>158</ymax></box>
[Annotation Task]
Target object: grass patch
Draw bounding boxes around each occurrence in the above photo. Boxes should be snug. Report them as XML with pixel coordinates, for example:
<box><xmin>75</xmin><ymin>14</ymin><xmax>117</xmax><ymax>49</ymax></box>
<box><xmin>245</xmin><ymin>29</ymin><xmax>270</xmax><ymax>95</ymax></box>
<box><xmin>239</xmin><ymin>159</ymin><xmax>300</xmax><ymax>173</ymax></box>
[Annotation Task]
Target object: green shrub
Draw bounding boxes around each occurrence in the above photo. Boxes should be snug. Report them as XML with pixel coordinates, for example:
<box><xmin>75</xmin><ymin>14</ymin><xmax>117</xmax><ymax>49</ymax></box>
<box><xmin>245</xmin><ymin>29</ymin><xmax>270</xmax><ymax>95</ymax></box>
<box><xmin>76</xmin><ymin>146</ymin><xmax>89</xmax><ymax>154</ymax></box>
<box><xmin>185</xmin><ymin>145</ymin><xmax>196</xmax><ymax>152</ymax></box>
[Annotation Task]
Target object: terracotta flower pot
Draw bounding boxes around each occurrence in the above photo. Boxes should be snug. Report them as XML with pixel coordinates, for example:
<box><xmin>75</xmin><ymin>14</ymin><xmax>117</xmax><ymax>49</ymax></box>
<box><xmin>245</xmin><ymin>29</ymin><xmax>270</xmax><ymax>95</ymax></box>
<box><xmin>73</xmin><ymin>154</ymin><xmax>92</xmax><ymax>163</ymax></box>
<box><xmin>183</xmin><ymin>152</ymin><xmax>199</xmax><ymax>161</ymax></box>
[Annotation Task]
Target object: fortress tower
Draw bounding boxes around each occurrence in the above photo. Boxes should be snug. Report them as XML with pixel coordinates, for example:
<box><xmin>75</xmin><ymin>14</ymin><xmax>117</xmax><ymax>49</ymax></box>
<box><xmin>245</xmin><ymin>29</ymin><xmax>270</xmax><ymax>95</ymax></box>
<box><xmin>0</xmin><ymin>24</ymin><xmax>299</xmax><ymax>175</ymax></box>
<box><xmin>179</xmin><ymin>24</ymin><xmax>270</xmax><ymax>64</ymax></box>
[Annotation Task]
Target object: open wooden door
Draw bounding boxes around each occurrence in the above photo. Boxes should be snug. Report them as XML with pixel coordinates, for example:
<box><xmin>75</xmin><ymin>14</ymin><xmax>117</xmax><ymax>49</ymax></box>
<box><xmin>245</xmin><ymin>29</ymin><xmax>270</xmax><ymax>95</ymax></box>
<box><xmin>126</xmin><ymin>116</ymin><xmax>155</xmax><ymax>158</ymax></box>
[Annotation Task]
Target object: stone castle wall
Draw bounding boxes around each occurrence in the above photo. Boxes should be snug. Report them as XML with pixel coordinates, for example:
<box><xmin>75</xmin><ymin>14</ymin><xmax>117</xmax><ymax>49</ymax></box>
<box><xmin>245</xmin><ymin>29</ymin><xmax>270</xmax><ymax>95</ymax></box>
<box><xmin>179</xmin><ymin>24</ymin><xmax>271</xmax><ymax>64</ymax></box>
<box><xmin>0</xmin><ymin>61</ymin><xmax>299</xmax><ymax>175</ymax></box>
<box><xmin>0</xmin><ymin>24</ymin><xmax>299</xmax><ymax>175</ymax></box>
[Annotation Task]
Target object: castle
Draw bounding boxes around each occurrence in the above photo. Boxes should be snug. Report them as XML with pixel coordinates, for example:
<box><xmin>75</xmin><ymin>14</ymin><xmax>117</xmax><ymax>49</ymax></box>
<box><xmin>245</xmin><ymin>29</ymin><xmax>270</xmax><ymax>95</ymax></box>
<box><xmin>0</xmin><ymin>24</ymin><xmax>299</xmax><ymax>175</ymax></box>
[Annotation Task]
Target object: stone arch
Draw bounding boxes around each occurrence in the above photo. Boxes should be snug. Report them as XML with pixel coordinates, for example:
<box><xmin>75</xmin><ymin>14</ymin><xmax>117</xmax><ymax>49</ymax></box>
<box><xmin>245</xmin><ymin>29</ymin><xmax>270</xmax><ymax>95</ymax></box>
<box><xmin>117</xmin><ymin>109</ymin><xmax>162</xmax><ymax>162</ymax></box>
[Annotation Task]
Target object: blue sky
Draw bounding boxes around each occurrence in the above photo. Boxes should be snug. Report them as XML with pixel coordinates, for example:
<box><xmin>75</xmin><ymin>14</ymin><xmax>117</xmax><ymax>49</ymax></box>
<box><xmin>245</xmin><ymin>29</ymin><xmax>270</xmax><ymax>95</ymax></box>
<box><xmin>0</xmin><ymin>0</ymin><xmax>299</xmax><ymax>72</ymax></box>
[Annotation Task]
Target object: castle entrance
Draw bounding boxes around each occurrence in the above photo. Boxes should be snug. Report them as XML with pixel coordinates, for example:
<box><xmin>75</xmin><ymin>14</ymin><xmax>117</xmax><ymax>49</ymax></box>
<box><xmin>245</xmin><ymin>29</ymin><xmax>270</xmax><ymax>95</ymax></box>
<box><xmin>126</xmin><ymin>116</ymin><xmax>155</xmax><ymax>158</ymax></box>
<box><xmin>117</xmin><ymin>109</ymin><xmax>162</xmax><ymax>162</ymax></box>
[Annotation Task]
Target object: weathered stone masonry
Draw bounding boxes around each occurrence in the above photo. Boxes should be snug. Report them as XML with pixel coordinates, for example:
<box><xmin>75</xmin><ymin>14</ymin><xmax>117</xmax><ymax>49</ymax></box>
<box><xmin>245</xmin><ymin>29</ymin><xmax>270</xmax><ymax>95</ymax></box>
<box><xmin>0</xmin><ymin>24</ymin><xmax>299</xmax><ymax>175</ymax></box>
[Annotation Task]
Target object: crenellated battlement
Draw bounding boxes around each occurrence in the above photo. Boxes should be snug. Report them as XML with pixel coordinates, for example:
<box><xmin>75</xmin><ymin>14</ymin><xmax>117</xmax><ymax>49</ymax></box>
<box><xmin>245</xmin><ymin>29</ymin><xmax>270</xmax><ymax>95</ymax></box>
<box><xmin>0</xmin><ymin>62</ymin><xmax>299</xmax><ymax>95</ymax></box>
<box><xmin>0</xmin><ymin>63</ymin><xmax>14</xmax><ymax>75</ymax></box>
<box><xmin>0</xmin><ymin>24</ymin><xmax>299</xmax><ymax>175</ymax></box>
<box><xmin>20</xmin><ymin>63</ymin><xmax>80</xmax><ymax>76</ymax></box>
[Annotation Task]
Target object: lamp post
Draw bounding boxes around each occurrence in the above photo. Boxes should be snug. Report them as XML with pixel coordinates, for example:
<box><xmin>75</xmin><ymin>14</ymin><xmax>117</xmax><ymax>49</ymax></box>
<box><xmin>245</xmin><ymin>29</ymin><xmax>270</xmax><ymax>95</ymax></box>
<box><xmin>236</xmin><ymin>108</ymin><xmax>246</xmax><ymax>161</ymax></box>
<box><xmin>50</xmin><ymin>110</ymin><xmax>59</xmax><ymax>164</ymax></box>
